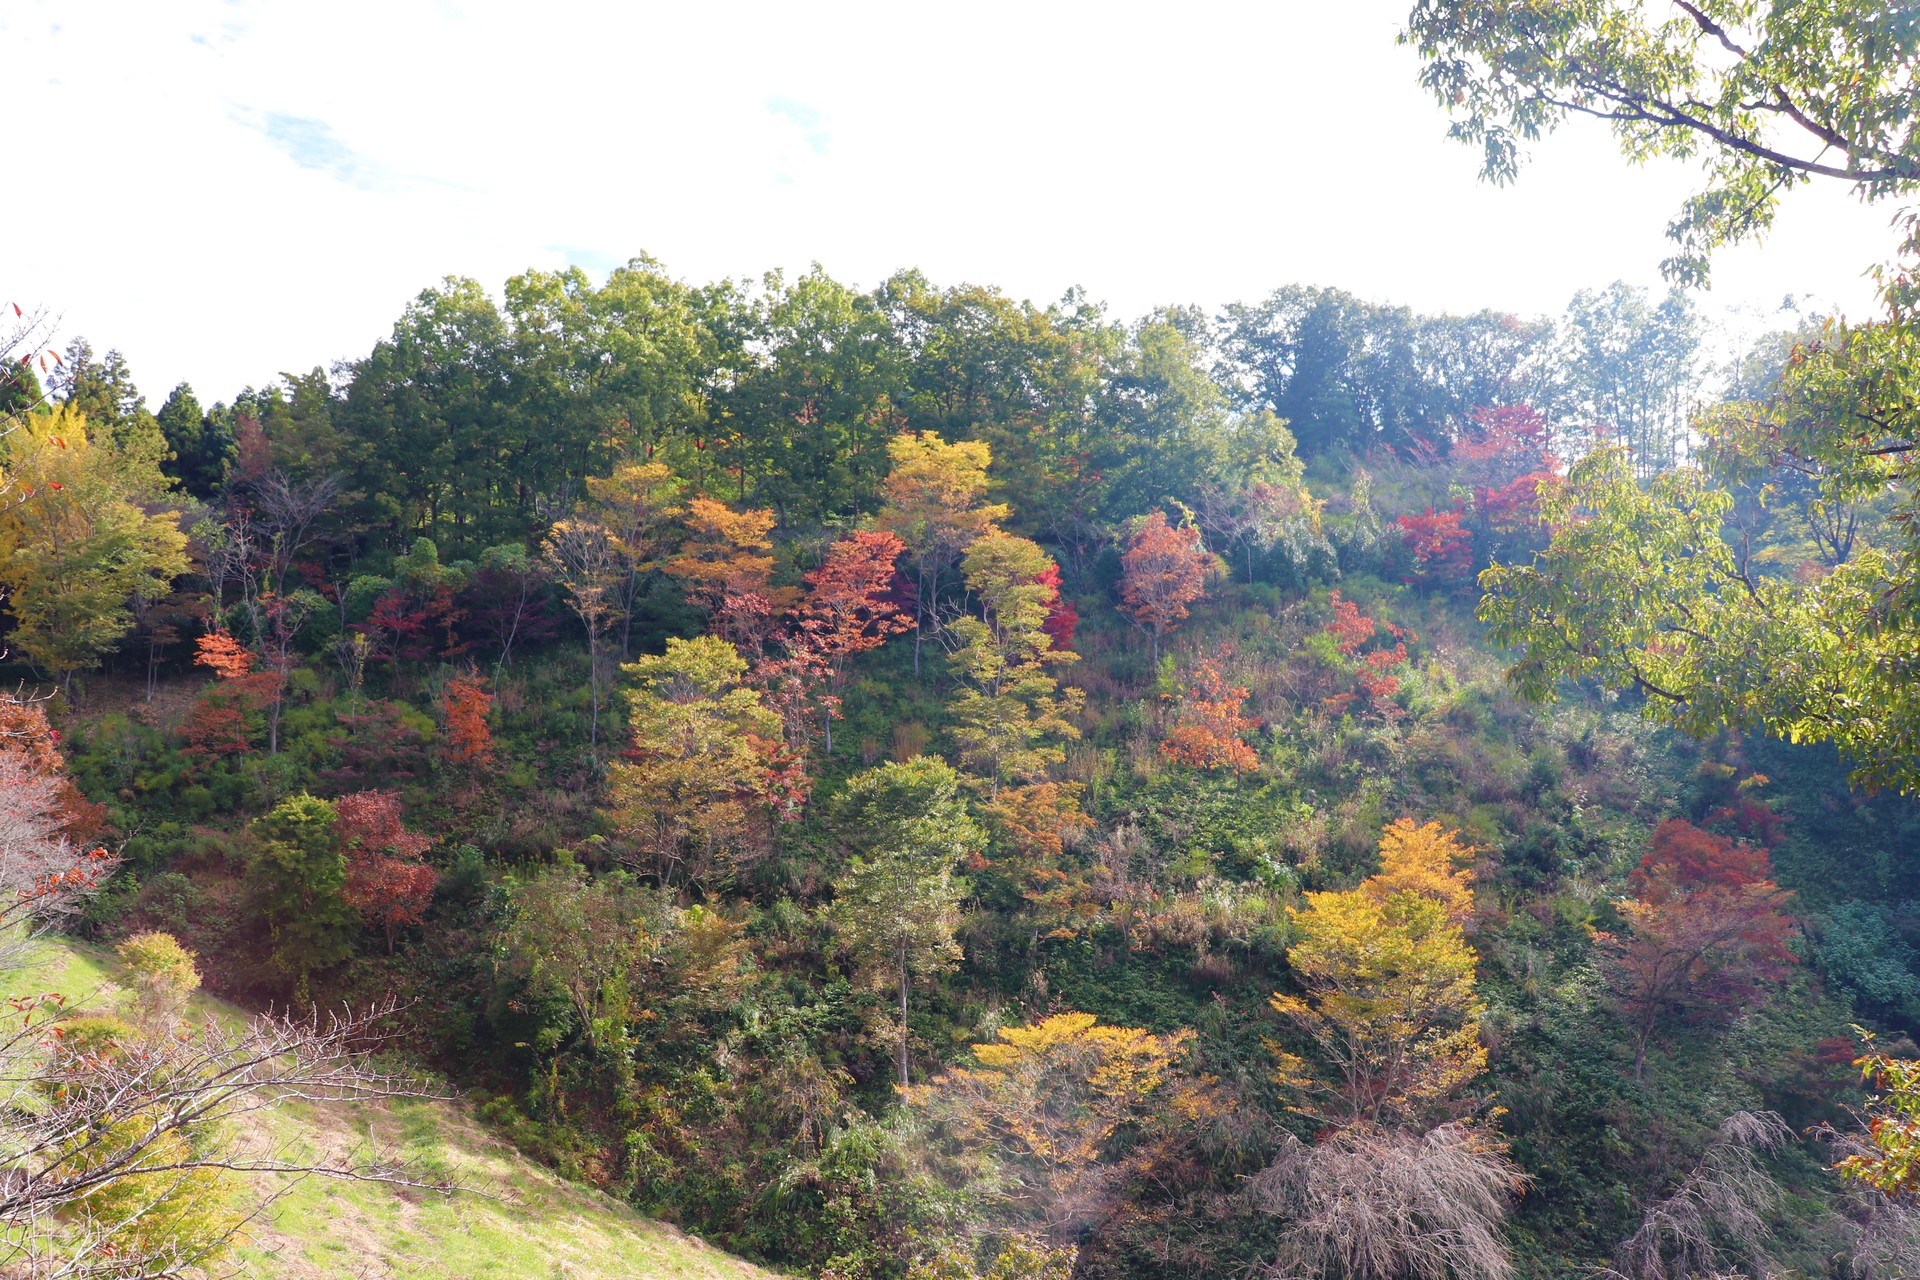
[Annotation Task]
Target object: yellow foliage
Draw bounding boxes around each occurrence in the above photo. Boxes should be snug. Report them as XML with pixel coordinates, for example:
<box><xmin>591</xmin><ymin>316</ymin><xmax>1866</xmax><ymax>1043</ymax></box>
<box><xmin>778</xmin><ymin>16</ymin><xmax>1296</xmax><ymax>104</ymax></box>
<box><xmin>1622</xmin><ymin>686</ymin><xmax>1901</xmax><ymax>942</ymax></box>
<box><xmin>907</xmin><ymin>1012</ymin><xmax>1192</xmax><ymax>1234</ymax></box>
<box><xmin>1364</xmin><ymin>819</ymin><xmax>1476</xmax><ymax>924</ymax></box>
<box><xmin>1270</xmin><ymin>820</ymin><xmax>1489</xmax><ymax>1127</ymax></box>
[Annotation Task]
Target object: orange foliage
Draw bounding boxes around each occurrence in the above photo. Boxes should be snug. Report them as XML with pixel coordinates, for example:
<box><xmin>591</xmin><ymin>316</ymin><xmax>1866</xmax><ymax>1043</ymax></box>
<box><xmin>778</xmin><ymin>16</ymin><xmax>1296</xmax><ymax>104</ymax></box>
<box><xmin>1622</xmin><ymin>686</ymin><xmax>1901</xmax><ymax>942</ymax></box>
<box><xmin>668</xmin><ymin>497</ymin><xmax>777</xmax><ymax>605</ymax></box>
<box><xmin>440</xmin><ymin>674</ymin><xmax>495</xmax><ymax>770</ymax></box>
<box><xmin>1158</xmin><ymin>650</ymin><xmax>1259</xmax><ymax>772</ymax></box>
<box><xmin>193</xmin><ymin>631</ymin><xmax>255</xmax><ymax>680</ymax></box>
<box><xmin>1119</xmin><ymin>512</ymin><xmax>1210</xmax><ymax>657</ymax></box>
<box><xmin>0</xmin><ymin>694</ymin><xmax>107</xmax><ymax>842</ymax></box>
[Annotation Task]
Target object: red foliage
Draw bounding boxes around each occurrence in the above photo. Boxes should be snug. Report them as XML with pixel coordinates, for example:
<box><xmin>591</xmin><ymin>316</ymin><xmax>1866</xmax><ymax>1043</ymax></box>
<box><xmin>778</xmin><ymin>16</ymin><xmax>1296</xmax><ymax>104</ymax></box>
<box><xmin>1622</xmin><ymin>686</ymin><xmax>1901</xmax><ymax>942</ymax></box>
<box><xmin>336</xmin><ymin>790</ymin><xmax>436</xmax><ymax>951</ymax></box>
<box><xmin>1601</xmin><ymin>819</ymin><xmax>1798</xmax><ymax>1077</ymax></box>
<box><xmin>1159</xmin><ymin>649</ymin><xmax>1259</xmax><ymax>772</ymax></box>
<box><xmin>182</xmin><ymin>631</ymin><xmax>281</xmax><ymax>765</ymax></box>
<box><xmin>1034</xmin><ymin>562</ymin><xmax>1079</xmax><ymax>650</ymax></box>
<box><xmin>1324</xmin><ymin>591</ymin><xmax>1375</xmax><ymax>657</ymax></box>
<box><xmin>358</xmin><ymin>584</ymin><xmax>466</xmax><ymax>666</ymax></box>
<box><xmin>1396</xmin><ymin>508</ymin><xmax>1475</xmax><ymax>585</ymax></box>
<box><xmin>440</xmin><ymin>674</ymin><xmax>495</xmax><ymax>770</ymax></box>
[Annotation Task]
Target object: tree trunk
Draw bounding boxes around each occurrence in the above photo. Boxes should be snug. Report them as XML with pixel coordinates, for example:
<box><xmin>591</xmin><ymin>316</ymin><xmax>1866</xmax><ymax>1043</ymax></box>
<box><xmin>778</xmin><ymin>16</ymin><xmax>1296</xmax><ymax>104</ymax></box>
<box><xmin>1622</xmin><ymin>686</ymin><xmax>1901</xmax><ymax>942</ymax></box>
<box><xmin>898</xmin><ymin>944</ymin><xmax>911</xmax><ymax>1091</ymax></box>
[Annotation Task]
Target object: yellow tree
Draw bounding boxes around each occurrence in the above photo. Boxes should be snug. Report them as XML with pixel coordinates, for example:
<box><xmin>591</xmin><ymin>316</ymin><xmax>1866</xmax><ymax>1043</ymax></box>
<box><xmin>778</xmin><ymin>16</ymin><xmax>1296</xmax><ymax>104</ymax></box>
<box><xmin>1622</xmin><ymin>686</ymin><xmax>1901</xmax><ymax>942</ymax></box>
<box><xmin>1269</xmin><ymin>821</ymin><xmax>1486</xmax><ymax>1128</ymax></box>
<box><xmin>584</xmin><ymin>459</ymin><xmax>681</xmax><ymax>659</ymax></box>
<box><xmin>0</xmin><ymin>407</ymin><xmax>188</xmax><ymax>686</ymax></box>
<box><xmin>605</xmin><ymin>635</ymin><xmax>788</xmax><ymax>887</ymax></box>
<box><xmin>875</xmin><ymin>430</ymin><xmax>1009</xmax><ymax>674</ymax></box>
<box><xmin>664</xmin><ymin>496</ymin><xmax>780</xmax><ymax>644</ymax></box>
<box><xmin>907</xmin><ymin>1012</ymin><xmax>1193</xmax><ymax>1241</ymax></box>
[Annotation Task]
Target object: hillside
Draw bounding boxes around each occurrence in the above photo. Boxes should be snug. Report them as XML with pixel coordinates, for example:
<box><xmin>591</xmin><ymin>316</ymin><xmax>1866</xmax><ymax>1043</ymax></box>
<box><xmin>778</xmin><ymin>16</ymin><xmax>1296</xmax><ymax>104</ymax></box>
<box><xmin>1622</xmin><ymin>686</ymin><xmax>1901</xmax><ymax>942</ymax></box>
<box><xmin>5</xmin><ymin>941</ymin><xmax>781</xmax><ymax>1280</ymax></box>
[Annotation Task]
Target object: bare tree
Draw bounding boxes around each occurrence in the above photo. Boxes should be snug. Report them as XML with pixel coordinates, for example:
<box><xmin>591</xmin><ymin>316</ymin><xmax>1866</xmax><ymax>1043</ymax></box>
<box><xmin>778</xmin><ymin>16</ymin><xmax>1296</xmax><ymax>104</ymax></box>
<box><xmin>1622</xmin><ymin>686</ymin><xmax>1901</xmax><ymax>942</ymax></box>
<box><xmin>1254</xmin><ymin>1122</ymin><xmax>1526</xmax><ymax>1280</ymax></box>
<box><xmin>0</xmin><ymin>751</ymin><xmax>120</xmax><ymax>976</ymax></box>
<box><xmin>0</xmin><ymin>997</ymin><xmax>451</xmax><ymax>1279</ymax></box>
<box><xmin>541</xmin><ymin>513</ymin><xmax>620</xmax><ymax>749</ymax></box>
<box><xmin>1598</xmin><ymin>1110</ymin><xmax>1790</xmax><ymax>1280</ymax></box>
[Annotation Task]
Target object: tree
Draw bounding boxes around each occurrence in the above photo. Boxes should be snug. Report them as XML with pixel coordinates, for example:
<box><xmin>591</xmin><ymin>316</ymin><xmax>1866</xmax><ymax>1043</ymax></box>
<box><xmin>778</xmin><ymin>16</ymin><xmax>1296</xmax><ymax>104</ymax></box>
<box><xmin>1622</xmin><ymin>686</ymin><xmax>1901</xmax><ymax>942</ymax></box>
<box><xmin>605</xmin><ymin>635</ymin><xmax>791</xmax><ymax>886</ymax></box>
<box><xmin>1270</xmin><ymin>821</ymin><xmax>1486</xmax><ymax>1128</ymax></box>
<box><xmin>831</xmin><ymin>757</ymin><xmax>985</xmax><ymax>1088</ymax></box>
<box><xmin>0</xmin><ymin>407</ymin><xmax>189</xmax><ymax>686</ymax></box>
<box><xmin>792</xmin><ymin>529</ymin><xmax>912</xmax><ymax>754</ymax></box>
<box><xmin>947</xmin><ymin>532</ymin><xmax>1084</xmax><ymax>793</ymax></box>
<box><xmin>116</xmin><ymin>931</ymin><xmax>202</xmax><ymax>1027</ymax></box>
<box><xmin>1158</xmin><ymin>648</ymin><xmax>1259</xmax><ymax>772</ymax></box>
<box><xmin>1403</xmin><ymin>1</ymin><xmax>1920</xmax><ymax>289</ymax></box>
<box><xmin>335</xmin><ymin>791</ymin><xmax>437</xmax><ymax>954</ymax></box>
<box><xmin>905</xmin><ymin>1012</ymin><xmax>1193</xmax><ymax>1241</ymax></box>
<box><xmin>247</xmin><ymin>795</ymin><xmax>356</xmax><ymax>1002</ymax></box>
<box><xmin>0</xmin><ymin>994</ymin><xmax>444</xmax><ymax>1278</ymax></box>
<box><xmin>875</xmin><ymin>430</ymin><xmax>1009</xmax><ymax>674</ymax></box>
<box><xmin>665</xmin><ymin>497</ymin><xmax>777</xmax><ymax>620</ymax></box>
<box><xmin>585</xmin><ymin>459</ymin><xmax>682</xmax><ymax>658</ymax></box>
<box><xmin>1476</xmin><ymin>444</ymin><xmax>1920</xmax><ymax>792</ymax></box>
<box><xmin>1597</xmin><ymin>820</ymin><xmax>1797</xmax><ymax>1080</ymax></box>
<box><xmin>542</xmin><ymin>514</ymin><xmax>621</xmax><ymax>748</ymax></box>
<box><xmin>0</xmin><ymin>748</ymin><xmax>118</xmax><ymax>976</ymax></box>
<box><xmin>439</xmin><ymin>672</ymin><xmax>496</xmax><ymax>772</ymax></box>
<box><xmin>1118</xmin><ymin>510</ymin><xmax>1211</xmax><ymax>664</ymax></box>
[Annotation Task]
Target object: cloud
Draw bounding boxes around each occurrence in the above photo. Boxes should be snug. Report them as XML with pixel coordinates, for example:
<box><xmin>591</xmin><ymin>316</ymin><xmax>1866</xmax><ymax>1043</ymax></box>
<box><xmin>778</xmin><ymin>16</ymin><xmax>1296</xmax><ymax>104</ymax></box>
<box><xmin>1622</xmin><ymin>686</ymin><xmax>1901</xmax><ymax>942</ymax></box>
<box><xmin>765</xmin><ymin>95</ymin><xmax>830</xmax><ymax>156</ymax></box>
<box><xmin>245</xmin><ymin>111</ymin><xmax>388</xmax><ymax>189</ymax></box>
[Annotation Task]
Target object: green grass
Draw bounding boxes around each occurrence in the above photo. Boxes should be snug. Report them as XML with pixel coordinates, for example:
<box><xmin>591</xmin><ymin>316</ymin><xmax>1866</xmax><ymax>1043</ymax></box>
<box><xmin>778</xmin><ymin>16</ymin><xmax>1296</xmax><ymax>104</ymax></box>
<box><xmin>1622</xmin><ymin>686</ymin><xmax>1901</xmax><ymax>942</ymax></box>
<box><xmin>5</xmin><ymin>939</ymin><xmax>782</xmax><ymax>1280</ymax></box>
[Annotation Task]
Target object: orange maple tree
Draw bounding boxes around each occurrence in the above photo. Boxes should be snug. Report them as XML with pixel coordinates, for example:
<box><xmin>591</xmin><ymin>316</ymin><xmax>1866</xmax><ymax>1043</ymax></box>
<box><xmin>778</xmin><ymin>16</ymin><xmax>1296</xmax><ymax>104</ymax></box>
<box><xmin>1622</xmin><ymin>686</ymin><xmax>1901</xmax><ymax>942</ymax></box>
<box><xmin>1158</xmin><ymin>649</ymin><xmax>1259</xmax><ymax>772</ymax></box>
<box><xmin>439</xmin><ymin>674</ymin><xmax>495</xmax><ymax>770</ymax></box>
<box><xmin>335</xmin><ymin>790</ymin><xmax>437</xmax><ymax>953</ymax></box>
<box><xmin>666</xmin><ymin>497</ymin><xmax>779</xmax><ymax>630</ymax></box>
<box><xmin>1118</xmin><ymin>511</ymin><xmax>1210</xmax><ymax>663</ymax></box>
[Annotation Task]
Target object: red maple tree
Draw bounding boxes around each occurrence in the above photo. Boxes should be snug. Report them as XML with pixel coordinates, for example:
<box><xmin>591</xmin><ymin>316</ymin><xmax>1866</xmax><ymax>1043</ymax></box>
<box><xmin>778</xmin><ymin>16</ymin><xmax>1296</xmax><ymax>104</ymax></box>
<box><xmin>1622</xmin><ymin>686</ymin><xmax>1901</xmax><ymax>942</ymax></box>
<box><xmin>1600</xmin><ymin>819</ymin><xmax>1798</xmax><ymax>1079</ymax></box>
<box><xmin>788</xmin><ymin>529</ymin><xmax>913</xmax><ymax>754</ymax></box>
<box><xmin>335</xmin><ymin>790</ymin><xmax>437</xmax><ymax>953</ymax></box>
<box><xmin>1395</xmin><ymin>508</ymin><xmax>1475</xmax><ymax>587</ymax></box>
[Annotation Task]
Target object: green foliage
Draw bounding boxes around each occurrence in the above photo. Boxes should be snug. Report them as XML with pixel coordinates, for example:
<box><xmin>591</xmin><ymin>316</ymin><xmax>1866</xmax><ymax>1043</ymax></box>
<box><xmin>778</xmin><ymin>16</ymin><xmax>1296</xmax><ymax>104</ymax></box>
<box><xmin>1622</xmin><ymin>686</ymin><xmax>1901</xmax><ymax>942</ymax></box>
<box><xmin>247</xmin><ymin>794</ymin><xmax>355</xmax><ymax>1000</ymax></box>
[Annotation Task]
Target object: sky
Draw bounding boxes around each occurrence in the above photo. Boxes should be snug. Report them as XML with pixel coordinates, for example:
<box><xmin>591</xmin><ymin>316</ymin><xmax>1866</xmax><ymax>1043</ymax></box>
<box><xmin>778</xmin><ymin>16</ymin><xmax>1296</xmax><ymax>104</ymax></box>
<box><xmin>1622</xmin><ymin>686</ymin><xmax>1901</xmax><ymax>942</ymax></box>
<box><xmin>4</xmin><ymin>0</ymin><xmax>1897</xmax><ymax>404</ymax></box>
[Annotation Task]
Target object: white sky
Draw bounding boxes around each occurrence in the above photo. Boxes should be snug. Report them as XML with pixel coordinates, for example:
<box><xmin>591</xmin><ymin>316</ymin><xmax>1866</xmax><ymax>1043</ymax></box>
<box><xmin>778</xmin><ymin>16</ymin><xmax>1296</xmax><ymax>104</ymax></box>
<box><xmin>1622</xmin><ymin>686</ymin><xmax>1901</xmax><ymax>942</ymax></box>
<box><xmin>4</xmin><ymin>0</ymin><xmax>1896</xmax><ymax>404</ymax></box>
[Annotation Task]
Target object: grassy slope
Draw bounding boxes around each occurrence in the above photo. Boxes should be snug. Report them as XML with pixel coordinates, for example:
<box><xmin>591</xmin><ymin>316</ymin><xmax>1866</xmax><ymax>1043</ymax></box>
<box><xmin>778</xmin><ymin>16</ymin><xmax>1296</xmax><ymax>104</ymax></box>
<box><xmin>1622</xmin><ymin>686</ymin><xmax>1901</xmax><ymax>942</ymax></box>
<box><xmin>10</xmin><ymin>940</ymin><xmax>780</xmax><ymax>1280</ymax></box>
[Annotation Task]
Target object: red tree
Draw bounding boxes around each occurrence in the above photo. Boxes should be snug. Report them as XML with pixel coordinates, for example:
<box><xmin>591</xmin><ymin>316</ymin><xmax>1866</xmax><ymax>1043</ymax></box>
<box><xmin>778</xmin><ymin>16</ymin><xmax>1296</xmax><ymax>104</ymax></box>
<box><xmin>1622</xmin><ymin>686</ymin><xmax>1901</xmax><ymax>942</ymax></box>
<box><xmin>1119</xmin><ymin>511</ymin><xmax>1211</xmax><ymax>663</ymax></box>
<box><xmin>335</xmin><ymin>791</ymin><xmax>436</xmax><ymax>953</ymax></box>
<box><xmin>789</xmin><ymin>529</ymin><xmax>913</xmax><ymax>754</ymax></box>
<box><xmin>180</xmin><ymin>631</ymin><xmax>281</xmax><ymax>766</ymax></box>
<box><xmin>1601</xmin><ymin>820</ymin><xmax>1798</xmax><ymax>1079</ymax></box>
<box><xmin>1034</xmin><ymin>562</ymin><xmax>1079</xmax><ymax>651</ymax></box>
<box><xmin>1395</xmin><ymin>509</ymin><xmax>1475</xmax><ymax>587</ymax></box>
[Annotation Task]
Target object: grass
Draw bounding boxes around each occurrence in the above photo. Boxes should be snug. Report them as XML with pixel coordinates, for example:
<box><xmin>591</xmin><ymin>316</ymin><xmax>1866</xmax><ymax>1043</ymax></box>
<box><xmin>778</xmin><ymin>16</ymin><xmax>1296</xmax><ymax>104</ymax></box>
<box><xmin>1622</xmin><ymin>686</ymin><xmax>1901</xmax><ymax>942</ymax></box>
<box><xmin>5</xmin><ymin>938</ymin><xmax>782</xmax><ymax>1280</ymax></box>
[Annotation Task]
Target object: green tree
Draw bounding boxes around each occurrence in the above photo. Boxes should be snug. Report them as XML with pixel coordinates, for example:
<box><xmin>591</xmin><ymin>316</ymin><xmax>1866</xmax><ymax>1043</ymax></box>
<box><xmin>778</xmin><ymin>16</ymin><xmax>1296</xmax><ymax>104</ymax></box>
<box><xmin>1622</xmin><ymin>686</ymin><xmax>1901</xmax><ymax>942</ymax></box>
<box><xmin>947</xmin><ymin>532</ymin><xmax>1083</xmax><ymax>793</ymax></box>
<box><xmin>247</xmin><ymin>794</ymin><xmax>356</xmax><ymax>1002</ymax></box>
<box><xmin>156</xmin><ymin>381</ymin><xmax>232</xmax><ymax>497</ymax></box>
<box><xmin>832</xmin><ymin>757</ymin><xmax>984</xmax><ymax>1088</ymax></box>
<box><xmin>1403</xmin><ymin>0</ymin><xmax>1920</xmax><ymax>289</ymax></box>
